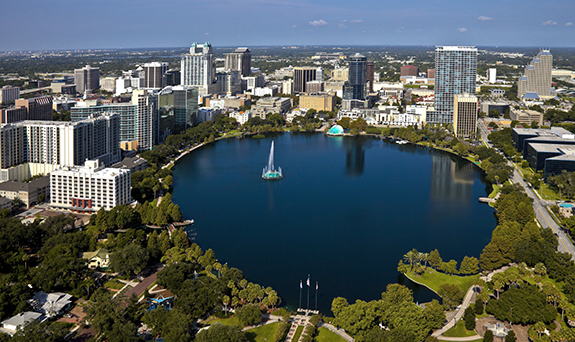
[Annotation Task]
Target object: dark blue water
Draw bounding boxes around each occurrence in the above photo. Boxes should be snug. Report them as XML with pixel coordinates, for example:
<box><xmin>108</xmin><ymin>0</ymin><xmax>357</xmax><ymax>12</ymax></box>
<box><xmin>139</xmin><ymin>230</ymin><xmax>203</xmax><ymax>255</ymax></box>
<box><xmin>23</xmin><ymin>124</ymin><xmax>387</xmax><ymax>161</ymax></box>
<box><xmin>172</xmin><ymin>133</ymin><xmax>496</xmax><ymax>314</ymax></box>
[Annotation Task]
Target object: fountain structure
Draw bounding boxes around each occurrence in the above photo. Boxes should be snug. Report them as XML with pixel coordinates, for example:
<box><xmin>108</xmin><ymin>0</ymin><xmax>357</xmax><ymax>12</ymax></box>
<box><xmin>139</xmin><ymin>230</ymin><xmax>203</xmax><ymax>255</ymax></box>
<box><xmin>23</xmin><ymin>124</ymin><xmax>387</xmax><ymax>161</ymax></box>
<box><xmin>262</xmin><ymin>141</ymin><xmax>283</xmax><ymax>180</ymax></box>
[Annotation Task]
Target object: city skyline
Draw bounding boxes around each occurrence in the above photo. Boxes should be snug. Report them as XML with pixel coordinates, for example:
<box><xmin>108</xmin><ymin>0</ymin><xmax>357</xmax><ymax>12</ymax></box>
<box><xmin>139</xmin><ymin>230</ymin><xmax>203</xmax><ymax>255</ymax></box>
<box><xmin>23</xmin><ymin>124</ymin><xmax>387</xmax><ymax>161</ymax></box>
<box><xmin>1</xmin><ymin>0</ymin><xmax>575</xmax><ymax>51</ymax></box>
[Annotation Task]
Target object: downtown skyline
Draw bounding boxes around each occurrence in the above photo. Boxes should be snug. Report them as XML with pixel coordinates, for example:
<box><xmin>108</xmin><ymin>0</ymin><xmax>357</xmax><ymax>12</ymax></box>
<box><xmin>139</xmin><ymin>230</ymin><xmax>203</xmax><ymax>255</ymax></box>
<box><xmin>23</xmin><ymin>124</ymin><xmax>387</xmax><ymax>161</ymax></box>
<box><xmin>1</xmin><ymin>0</ymin><xmax>575</xmax><ymax>51</ymax></box>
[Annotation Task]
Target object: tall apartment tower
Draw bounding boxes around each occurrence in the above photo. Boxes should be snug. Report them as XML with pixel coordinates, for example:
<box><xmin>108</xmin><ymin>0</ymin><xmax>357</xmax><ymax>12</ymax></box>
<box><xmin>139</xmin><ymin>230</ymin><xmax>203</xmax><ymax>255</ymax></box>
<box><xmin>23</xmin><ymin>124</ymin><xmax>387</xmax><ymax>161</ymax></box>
<box><xmin>488</xmin><ymin>68</ymin><xmax>497</xmax><ymax>84</ymax></box>
<box><xmin>12</xmin><ymin>96</ymin><xmax>53</xmax><ymax>122</ymax></box>
<box><xmin>293</xmin><ymin>67</ymin><xmax>317</xmax><ymax>93</ymax></box>
<box><xmin>518</xmin><ymin>50</ymin><xmax>553</xmax><ymax>99</ymax></box>
<box><xmin>143</xmin><ymin>62</ymin><xmax>169</xmax><ymax>89</ymax></box>
<box><xmin>224</xmin><ymin>47</ymin><xmax>251</xmax><ymax>76</ymax></box>
<box><xmin>316</xmin><ymin>67</ymin><xmax>324</xmax><ymax>82</ymax></box>
<box><xmin>428</xmin><ymin>46</ymin><xmax>477</xmax><ymax>124</ymax></box>
<box><xmin>181</xmin><ymin>42</ymin><xmax>216</xmax><ymax>96</ymax></box>
<box><xmin>366</xmin><ymin>61</ymin><xmax>375</xmax><ymax>93</ymax></box>
<box><xmin>132</xmin><ymin>89</ymin><xmax>159</xmax><ymax>151</ymax></box>
<box><xmin>74</xmin><ymin>65</ymin><xmax>100</xmax><ymax>94</ymax></box>
<box><xmin>453</xmin><ymin>94</ymin><xmax>478</xmax><ymax>139</ymax></box>
<box><xmin>345</xmin><ymin>54</ymin><xmax>367</xmax><ymax>100</ymax></box>
<box><xmin>0</xmin><ymin>86</ymin><xmax>20</xmax><ymax>105</ymax></box>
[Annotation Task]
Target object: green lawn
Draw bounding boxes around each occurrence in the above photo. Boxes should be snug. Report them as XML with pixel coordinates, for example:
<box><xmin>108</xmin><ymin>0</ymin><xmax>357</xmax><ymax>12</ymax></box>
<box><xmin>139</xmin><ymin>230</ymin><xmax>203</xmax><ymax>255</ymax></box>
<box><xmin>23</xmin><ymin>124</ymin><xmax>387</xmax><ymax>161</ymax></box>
<box><xmin>104</xmin><ymin>279</ymin><xmax>125</xmax><ymax>290</ymax></box>
<box><xmin>538</xmin><ymin>183</ymin><xmax>561</xmax><ymax>201</ymax></box>
<box><xmin>292</xmin><ymin>325</ymin><xmax>304</xmax><ymax>342</ymax></box>
<box><xmin>204</xmin><ymin>315</ymin><xmax>241</xmax><ymax>326</ymax></box>
<box><xmin>488</xmin><ymin>184</ymin><xmax>501</xmax><ymax>198</ymax></box>
<box><xmin>245</xmin><ymin>322</ymin><xmax>279</xmax><ymax>342</ymax></box>
<box><xmin>405</xmin><ymin>269</ymin><xmax>480</xmax><ymax>294</ymax></box>
<box><xmin>315</xmin><ymin>327</ymin><xmax>347</xmax><ymax>342</ymax></box>
<box><xmin>442</xmin><ymin>320</ymin><xmax>478</xmax><ymax>337</ymax></box>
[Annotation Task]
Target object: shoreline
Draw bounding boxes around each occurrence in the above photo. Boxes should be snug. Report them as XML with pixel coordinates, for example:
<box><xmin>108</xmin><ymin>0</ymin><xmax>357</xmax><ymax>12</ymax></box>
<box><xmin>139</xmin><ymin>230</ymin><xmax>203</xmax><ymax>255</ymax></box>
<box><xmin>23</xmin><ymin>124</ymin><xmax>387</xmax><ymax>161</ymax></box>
<box><xmin>401</xmin><ymin>272</ymin><xmax>440</xmax><ymax>296</ymax></box>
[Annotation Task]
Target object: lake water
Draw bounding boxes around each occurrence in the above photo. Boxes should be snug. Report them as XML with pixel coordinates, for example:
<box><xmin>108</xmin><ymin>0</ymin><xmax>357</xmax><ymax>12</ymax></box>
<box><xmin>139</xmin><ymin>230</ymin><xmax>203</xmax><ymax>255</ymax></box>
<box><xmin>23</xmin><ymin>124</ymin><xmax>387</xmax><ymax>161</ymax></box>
<box><xmin>171</xmin><ymin>133</ymin><xmax>496</xmax><ymax>313</ymax></box>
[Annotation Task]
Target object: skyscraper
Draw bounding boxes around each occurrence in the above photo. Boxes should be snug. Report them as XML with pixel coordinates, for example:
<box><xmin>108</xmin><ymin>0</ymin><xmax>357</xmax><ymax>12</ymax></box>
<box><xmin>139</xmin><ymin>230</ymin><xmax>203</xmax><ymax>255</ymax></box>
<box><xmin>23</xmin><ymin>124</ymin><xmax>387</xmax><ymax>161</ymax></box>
<box><xmin>453</xmin><ymin>94</ymin><xmax>478</xmax><ymax>139</ymax></box>
<box><xmin>158</xmin><ymin>85</ymin><xmax>198</xmax><ymax>138</ymax></box>
<box><xmin>132</xmin><ymin>89</ymin><xmax>159</xmax><ymax>151</ymax></box>
<box><xmin>366</xmin><ymin>61</ymin><xmax>375</xmax><ymax>93</ymax></box>
<box><xmin>224</xmin><ymin>47</ymin><xmax>251</xmax><ymax>76</ymax></box>
<box><xmin>293</xmin><ymin>67</ymin><xmax>317</xmax><ymax>93</ymax></box>
<box><xmin>143</xmin><ymin>62</ymin><xmax>168</xmax><ymax>89</ymax></box>
<box><xmin>181</xmin><ymin>42</ymin><xmax>216</xmax><ymax>96</ymax></box>
<box><xmin>518</xmin><ymin>50</ymin><xmax>553</xmax><ymax>99</ymax></box>
<box><xmin>344</xmin><ymin>54</ymin><xmax>367</xmax><ymax>100</ymax></box>
<box><xmin>74</xmin><ymin>65</ymin><xmax>100</xmax><ymax>94</ymax></box>
<box><xmin>429</xmin><ymin>46</ymin><xmax>477</xmax><ymax>124</ymax></box>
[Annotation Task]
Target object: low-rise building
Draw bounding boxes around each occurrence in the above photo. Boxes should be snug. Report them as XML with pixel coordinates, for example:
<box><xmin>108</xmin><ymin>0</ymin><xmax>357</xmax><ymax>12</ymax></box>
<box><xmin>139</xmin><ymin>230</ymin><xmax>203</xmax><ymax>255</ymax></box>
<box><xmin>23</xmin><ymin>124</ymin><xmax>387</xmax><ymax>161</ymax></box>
<box><xmin>111</xmin><ymin>156</ymin><xmax>148</xmax><ymax>173</ymax></box>
<box><xmin>82</xmin><ymin>248</ymin><xmax>110</xmax><ymax>269</ymax></box>
<box><xmin>229</xmin><ymin>111</ymin><xmax>252</xmax><ymax>125</ymax></box>
<box><xmin>50</xmin><ymin>160</ymin><xmax>131</xmax><ymax>213</ymax></box>
<box><xmin>510</xmin><ymin>109</ymin><xmax>544</xmax><ymax>127</ymax></box>
<box><xmin>27</xmin><ymin>292</ymin><xmax>73</xmax><ymax>317</ymax></box>
<box><xmin>299</xmin><ymin>93</ymin><xmax>336</xmax><ymax>112</ymax></box>
<box><xmin>252</xmin><ymin>97</ymin><xmax>291</xmax><ymax>118</ymax></box>
<box><xmin>0</xmin><ymin>176</ymin><xmax>50</xmax><ymax>208</ymax></box>
<box><xmin>1</xmin><ymin>312</ymin><xmax>43</xmax><ymax>336</ymax></box>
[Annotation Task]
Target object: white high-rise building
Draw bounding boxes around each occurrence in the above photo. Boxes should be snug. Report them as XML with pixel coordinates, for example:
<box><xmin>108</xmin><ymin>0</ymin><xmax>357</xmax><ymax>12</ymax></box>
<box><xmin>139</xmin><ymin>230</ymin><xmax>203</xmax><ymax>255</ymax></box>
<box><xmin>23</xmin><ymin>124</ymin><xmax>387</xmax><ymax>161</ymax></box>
<box><xmin>316</xmin><ymin>67</ymin><xmax>324</xmax><ymax>82</ymax></box>
<box><xmin>488</xmin><ymin>68</ymin><xmax>497</xmax><ymax>84</ymax></box>
<box><xmin>518</xmin><ymin>50</ymin><xmax>553</xmax><ymax>99</ymax></box>
<box><xmin>0</xmin><ymin>86</ymin><xmax>20</xmax><ymax>105</ymax></box>
<box><xmin>181</xmin><ymin>42</ymin><xmax>216</xmax><ymax>96</ymax></box>
<box><xmin>132</xmin><ymin>89</ymin><xmax>159</xmax><ymax>151</ymax></box>
<box><xmin>50</xmin><ymin>160</ymin><xmax>131</xmax><ymax>212</ymax></box>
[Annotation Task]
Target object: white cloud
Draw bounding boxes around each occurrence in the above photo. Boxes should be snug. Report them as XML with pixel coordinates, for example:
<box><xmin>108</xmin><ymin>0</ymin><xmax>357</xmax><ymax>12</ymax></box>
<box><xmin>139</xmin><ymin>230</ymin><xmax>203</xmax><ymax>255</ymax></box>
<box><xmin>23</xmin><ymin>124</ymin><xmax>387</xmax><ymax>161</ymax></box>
<box><xmin>309</xmin><ymin>19</ymin><xmax>328</xmax><ymax>27</ymax></box>
<box><xmin>542</xmin><ymin>20</ymin><xmax>557</xmax><ymax>26</ymax></box>
<box><xmin>349</xmin><ymin>20</ymin><xmax>363</xmax><ymax>24</ymax></box>
<box><xmin>477</xmin><ymin>16</ymin><xmax>493</xmax><ymax>21</ymax></box>
<box><xmin>567</xmin><ymin>22</ymin><xmax>574</xmax><ymax>27</ymax></box>
<box><xmin>458</xmin><ymin>27</ymin><xmax>468</xmax><ymax>33</ymax></box>
<box><xmin>204</xmin><ymin>32</ymin><xmax>210</xmax><ymax>35</ymax></box>
<box><xmin>292</xmin><ymin>25</ymin><xmax>297</xmax><ymax>28</ymax></box>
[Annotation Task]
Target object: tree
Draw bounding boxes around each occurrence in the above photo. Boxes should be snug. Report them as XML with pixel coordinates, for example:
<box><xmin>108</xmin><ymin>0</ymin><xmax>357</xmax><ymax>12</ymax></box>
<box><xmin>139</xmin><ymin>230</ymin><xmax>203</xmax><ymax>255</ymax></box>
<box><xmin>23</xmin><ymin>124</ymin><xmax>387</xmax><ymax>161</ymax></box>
<box><xmin>195</xmin><ymin>324</ymin><xmax>249</xmax><ymax>342</ymax></box>
<box><xmin>428</xmin><ymin>249</ymin><xmax>442</xmax><ymax>269</ymax></box>
<box><xmin>236</xmin><ymin>304</ymin><xmax>261</xmax><ymax>326</ymax></box>
<box><xmin>464</xmin><ymin>307</ymin><xmax>476</xmax><ymax>330</ymax></box>
<box><xmin>441</xmin><ymin>260</ymin><xmax>458</xmax><ymax>276</ymax></box>
<box><xmin>474</xmin><ymin>297</ymin><xmax>484</xmax><ymax>315</ymax></box>
<box><xmin>486</xmin><ymin>285</ymin><xmax>556</xmax><ymax>324</ymax></box>
<box><xmin>437</xmin><ymin>283</ymin><xmax>463</xmax><ymax>309</ymax></box>
<box><xmin>109</xmin><ymin>243</ymin><xmax>149</xmax><ymax>276</ymax></box>
<box><xmin>459</xmin><ymin>256</ymin><xmax>479</xmax><ymax>275</ymax></box>
<box><xmin>483</xmin><ymin>329</ymin><xmax>494</xmax><ymax>342</ymax></box>
<box><xmin>505</xmin><ymin>329</ymin><xmax>517</xmax><ymax>342</ymax></box>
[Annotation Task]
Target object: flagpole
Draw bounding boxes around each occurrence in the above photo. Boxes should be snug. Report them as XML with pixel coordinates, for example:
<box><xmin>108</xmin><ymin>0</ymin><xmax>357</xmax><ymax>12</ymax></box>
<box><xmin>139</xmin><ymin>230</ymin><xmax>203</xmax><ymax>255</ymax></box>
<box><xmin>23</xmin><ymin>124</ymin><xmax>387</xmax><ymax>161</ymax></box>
<box><xmin>307</xmin><ymin>274</ymin><xmax>310</xmax><ymax>309</ymax></box>
<box><xmin>299</xmin><ymin>280</ymin><xmax>302</xmax><ymax>309</ymax></box>
<box><xmin>315</xmin><ymin>281</ymin><xmax>318</xmax><ymax>310</ymax></box>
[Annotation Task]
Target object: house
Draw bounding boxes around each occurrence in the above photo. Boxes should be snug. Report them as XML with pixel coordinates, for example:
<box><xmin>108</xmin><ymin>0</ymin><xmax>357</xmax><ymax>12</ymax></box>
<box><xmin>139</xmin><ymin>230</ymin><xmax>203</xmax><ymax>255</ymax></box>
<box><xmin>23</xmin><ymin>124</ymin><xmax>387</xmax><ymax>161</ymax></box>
<box><xmin>0</xmin><ymin>312</ymin><xmax>43</xmax><ymax>336</ymax></box>
<box><xmin>27</xmin><ymin>291</ymin><xmax>73</xmax><ymax>317</ymax></box>
<box><xmin>82</xmin><ymin>248</ymin><xmax>110</xmax><ymax>269</ymax></box>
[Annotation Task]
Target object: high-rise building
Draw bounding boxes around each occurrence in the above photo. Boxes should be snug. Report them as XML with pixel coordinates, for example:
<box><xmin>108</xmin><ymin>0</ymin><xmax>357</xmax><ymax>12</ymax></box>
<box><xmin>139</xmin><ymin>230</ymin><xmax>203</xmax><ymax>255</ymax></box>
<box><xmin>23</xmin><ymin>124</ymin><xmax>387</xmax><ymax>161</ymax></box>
<box><xmin>143</xmin><ymin>62</ymin><xmax>169</xmax><ymax>89</ymax></box>
<box><xmin>453</xmin><ymin>94</ymin><xmax>478</xmax><ymax>139</ymax></box>
<box><xmin>293</xmin><ymin>67</ymin><xmax>317</xmax><ymax>93</ymax></box>
<box><xmin>344</xmin><ymin>54</ymin><xmax>367</xmax><ymax>100</ymax></box>
<box><xmin>70</xmin><ymin>103</ymin><xmax>136</xmax><ymax>144</ymax></box>
<box><xmin>181</xmin><ymin>42</ymin><xmax>216</xmax><ymax>96</ymax></box>
<box><xmin>400</xmin><ymin>65</ymin><xmax>419</xmax><ymax>77</ymax></box>
<box><xmin>132</xmin><ymin>89</ymin><xmax>159</xmax><ymax>151</ymax></box>
<box><xmin>74</xmin><ymin>65</ymin><xmax>100</xmax><ymax>94</ymax></box>
<box><xmin>0</xmin><ymin>86</ymin><xmax>20</xmax><ymax>105</ymax></box>
<box><xmin>427</xmin><ymin>69</ymin><xmax>435</xmax><ymax>79</ymax></box>
<box><xmin>0</xmin><ymin>114</ymin><xmax>120</xmax><ymax>169</ymax></box>
<box><xmin>50</xmin><ymin>159</ymin><xmax>132</xmax><ymax>212</ymax></box>
<box><xmin>366</xmin><ymin>61</ymin><xmax>375</xmax><ymax>93</ymax></box>
<box><xmin>331</xmin><ymin>67</ymin><xmax>349</xmax><ymax>82</ymax></box>
<box><xmin>215</xmin><ymin>72</ymin><xmax>242</xmax><ymax>95</ymax></box>
<box><xmin>158</xmin><ymin>85</ymin><xmax>198</xmax><ymax>138</ymax></box>
<box><xmin>428</xmin><ymin>46</ymin><xmax>477</xmax><ymax>124</ymax></box>
<box><xmin>518</xmin><ymin>50</ymin><xmax>553</xmax><ymax>99</ymax></box>
<box><xmin>306</xmin><ymin>81</ymin><xmax>324</xmax><ymax>94</ymax></box>
<box><xmin>14</xmin><ymin>96</ymin><xmax>53</xmax><ymax>121</ymax></box>
<box><xmin>488</xmin><ymin>68</ymin><xmax>497</xmax><ymax>84</ymax></box>
<box><xmin>224</xmin><ymin>47</ymin><xmax>251</xmax><ymax>76</ymax></box>
<box><xmin>316</xmin><ymin>67</ymin><xmax>324</xmax><ymax>82</ymax></box>
<box><xmin>163</xmin><ymin>69</ymin><xmax>181</xmax><ymax>87</ymax></box>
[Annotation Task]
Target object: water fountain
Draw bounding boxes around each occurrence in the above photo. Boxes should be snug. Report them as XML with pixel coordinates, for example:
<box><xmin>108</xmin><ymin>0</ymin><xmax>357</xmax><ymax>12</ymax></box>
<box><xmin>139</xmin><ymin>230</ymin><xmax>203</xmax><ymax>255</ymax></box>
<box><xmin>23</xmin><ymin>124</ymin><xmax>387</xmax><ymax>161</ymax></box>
<box><xmin>262</xmin><ymin>141</ymin><xmax>283</xmax><ymax>180</ymax></box>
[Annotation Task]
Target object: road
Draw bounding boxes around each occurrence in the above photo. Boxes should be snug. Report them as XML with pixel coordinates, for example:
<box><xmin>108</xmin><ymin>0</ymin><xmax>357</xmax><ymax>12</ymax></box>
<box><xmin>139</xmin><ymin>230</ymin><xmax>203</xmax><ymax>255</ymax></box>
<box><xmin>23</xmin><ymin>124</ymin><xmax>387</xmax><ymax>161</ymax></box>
<box><xmin>478</xmin><ymin>118</ymin><xmax>575</xmax><ymax>259</ymax></box>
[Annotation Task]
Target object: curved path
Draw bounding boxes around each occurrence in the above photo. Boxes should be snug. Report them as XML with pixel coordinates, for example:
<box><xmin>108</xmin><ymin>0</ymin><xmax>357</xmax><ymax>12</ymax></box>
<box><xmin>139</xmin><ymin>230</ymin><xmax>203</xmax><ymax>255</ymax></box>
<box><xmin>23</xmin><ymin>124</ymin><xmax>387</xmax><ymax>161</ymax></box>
<box><xmin>432</xmin><ymin>285</ymin><xmax>479</xmax><ymax>338</ymax></box>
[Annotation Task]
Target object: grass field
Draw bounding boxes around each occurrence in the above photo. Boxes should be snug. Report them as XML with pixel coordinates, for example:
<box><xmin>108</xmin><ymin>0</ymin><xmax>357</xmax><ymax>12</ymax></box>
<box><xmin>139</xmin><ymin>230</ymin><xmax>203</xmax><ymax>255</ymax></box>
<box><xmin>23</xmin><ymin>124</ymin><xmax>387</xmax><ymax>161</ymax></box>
<box><xmin>488</xmin><ymin>184</ymin><xmax>501</xmax><ymax>198</ymax></box>
<box><xmin>539</xmin><ymin>183</ymin><xmax>561</xmax><ymax>201</ymax></box>
<box><xmin>315</xmin><ymin>327</ymin><xmax>347</xmax><ymax>342</ymax></box>
<box><xmin>442</xmin><ymin>320</ymin><xmax>478</xmax><ymax>337</ymax></box>
<box><xmin>245</xmin><ymin>322</ymin><xmax>279</xmax><ymax>342</ymax></box>
<box><xmin>104</xmin><ymin>279</ymin><xmax>125</xmax><ymax>290</ymax></box>
<box><xmin>204</xmin><ymin>315</ymin><xmax>241</xmax><ymax>326</ymax></box>
<box><xmin>292</xmin><ymin>325</ymin><xmax>304</xmax><ymax>342</ymax></box>
<box><xmin>405</xmin><ymin>269</ymin><xmax>480</xmax><ymax>294</ymax></box>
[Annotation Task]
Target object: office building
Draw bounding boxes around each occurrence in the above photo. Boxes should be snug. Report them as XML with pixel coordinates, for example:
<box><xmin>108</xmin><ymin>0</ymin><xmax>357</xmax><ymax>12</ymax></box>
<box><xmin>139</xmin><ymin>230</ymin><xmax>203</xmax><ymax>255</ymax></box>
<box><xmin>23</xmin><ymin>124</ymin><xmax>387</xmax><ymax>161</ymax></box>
<box><xmin>488</xmin><ymin>68</ymin><xmax>497</xmax><ymax>84</ymax></box>
<box><xmin>299</xmin><ymin>93</ymin><xmax>337</xmax><ymax>112</ymax></box>
<box><xmin>366</xmin><ymin>61</ymin><xmax>375</xmax><ymax>93</ymax></box>
<box><xmin>242</xmin><ymin>75</ymin><xmax>265</xmax><ymax>90</ymax></box>
<box><xmin>0</xmin><ymin>176</ymin><xmax>49</xmax><ymax>208</ymax></box>
<box><xmin>100</xmin><ymin>77</ymin><xmax>117</xmax><ymax>93</ymax></box>
<box><xmin>293</xmin><ymin>67</ymin><xmax>317</xmax><ymax>93</ymax></box>
<box><xmin>132</xmin><ymin>89</ymin><xmax>159</xmax><ymax>151</ymax></box>
<box><xmin>181</xmin><ymin>42</ymin><xmax>216</xmax><ymax>96</ymax></box>
<box><xmin>0</xmin><ymin>114</ymin><xmax>121</xmax><ymax>171</ymax></box>
<box><xmin>453</xmin><ymin>94</ymin><xmax>478</xmax><ymax>139</ymax></box>
<box><xmin>143</xmin><ymin>62</ymin><xmax>169</xmax><ymax>89</ymax></box>
<box><xmin>512</xmin><ymin>127</ymin><xmax>575</xmax><ymax>154</ymax></box>
<box><xmin>74</xmin><ymin>65</ymin><xmax>100</xmax><ymax>94</ymax></box>
<box><xmin>252</xmin><ymin>97</ymin><xmax>291</xmax><ymax>118</ymax></box>
<box><xmin>5</xmin><ymin>96</ymin><xmax>53</xmax><ymax>123</ymax></box>
<box><xmin>282</xmin><ymin>79</ymin><xmax>293</xmax><ymax>95</ymax></box>
<box><xmin>0</xmin><ymin>86</ymin><xmax>19</xmax><ymax>105</ymax></box>
<box><xmin>50</xmin><ymin>160</ymin><xmax>131</xmax><ymax>212</ymax></box>
<box><xmin>427</xmin><ymin>69</ymin><xmax>435</xmax><ymax>79</ymax></box>
<box><xmin>480</xmin><ymin>102</ymin><xmax>510</xmax><ymax>117</ymax></box>
<box><xmin>345</xmin><ymin>54</ymin><xmax>367</xmax><ymax>100</ymax></box>
<box><xmin>306</xmin><ymin>81</ymin><xmax>324</xmax><ymax>94</ymax></box>
<box><xmin>518</xmin><ymin>50</ymin><xmax>553</xmax><ymax>99</ymax></box>
<box><xmin>224</xmin><ymin>47</ymin><xmax>251</xmax><ymax>76</ymax></box>
<box><xmin>51</xmin><ymin>82</ymin><xmax>76</xmax><ymax>95</ymax></box>
<box><xmin>400</xmin><ymin>65</ymin><xmax>419</xmax><ymax>77</ymax></box>
<box><xmin>163</xmin><ymin>69</ymin><xmax>181</xmax><ymax>86</ymax></box>
<box><xmin>215</xmin><ymin>72</ymin><xmax>242</xmax><ymax>95</ymax></box>
<box><xmin>331</xmin><ymin>67</ymin><xmax>349</xmax><ymax>82</ymax></box>
<box><xmin>316</xmin><ymin>67</ymin><xmax>324</xmax><ymax>82</ymax></box>
<box><xmin>510</xmin><ymin>109</ymin><xmax>544</xmax><ymax>127</ymax></box>
<box><xmin>0</xmin><ymin>107</ymin><xmax>26</xmax><ymax>124</ymax></box>
<box><xmin>428</xmin><ymin>46</ymin><xmax>477</xmax><ymax>124</ymax></box>
<box><xmin>158</xmin><ymin>85</ymin><xmax>198</xmax><ymax>137</ymax></box>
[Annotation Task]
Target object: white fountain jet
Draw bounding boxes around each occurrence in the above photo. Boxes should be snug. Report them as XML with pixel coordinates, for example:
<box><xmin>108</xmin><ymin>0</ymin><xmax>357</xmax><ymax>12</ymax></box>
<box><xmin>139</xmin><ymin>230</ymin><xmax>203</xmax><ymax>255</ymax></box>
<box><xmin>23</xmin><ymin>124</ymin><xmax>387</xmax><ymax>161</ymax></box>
<box><xmin>262</xmin><ymin>141</ymin><xmax>283</xmax><ymax>180</ymax></box>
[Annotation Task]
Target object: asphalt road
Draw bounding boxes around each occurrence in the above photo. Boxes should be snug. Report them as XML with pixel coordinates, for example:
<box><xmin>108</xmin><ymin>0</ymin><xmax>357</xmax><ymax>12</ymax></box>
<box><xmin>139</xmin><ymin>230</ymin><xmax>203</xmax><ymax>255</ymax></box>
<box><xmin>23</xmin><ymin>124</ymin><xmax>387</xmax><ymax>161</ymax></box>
<box><xmin>478</xmin><ymin>118</ymin><xmax>575</xmax><ymax>259</ymax></box>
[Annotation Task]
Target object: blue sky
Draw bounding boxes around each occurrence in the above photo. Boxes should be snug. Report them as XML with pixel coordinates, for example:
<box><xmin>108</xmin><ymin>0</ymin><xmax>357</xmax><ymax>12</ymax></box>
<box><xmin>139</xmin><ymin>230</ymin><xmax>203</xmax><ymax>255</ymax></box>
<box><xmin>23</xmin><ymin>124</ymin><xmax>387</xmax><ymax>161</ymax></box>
<box><xmin>2</xmin><ymin>0</ymin><xmax>574</xmax><ymax>51</ymax></box>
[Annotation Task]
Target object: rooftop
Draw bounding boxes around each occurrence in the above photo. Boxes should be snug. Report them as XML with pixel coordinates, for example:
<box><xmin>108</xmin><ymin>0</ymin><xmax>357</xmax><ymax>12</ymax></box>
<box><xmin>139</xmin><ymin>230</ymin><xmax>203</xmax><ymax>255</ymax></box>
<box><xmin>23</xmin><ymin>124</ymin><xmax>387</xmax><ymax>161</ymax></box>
<box><xmin>0</xmin><ymin>176</ymin><xmax>50</xmax><ymax>193</ymax></box>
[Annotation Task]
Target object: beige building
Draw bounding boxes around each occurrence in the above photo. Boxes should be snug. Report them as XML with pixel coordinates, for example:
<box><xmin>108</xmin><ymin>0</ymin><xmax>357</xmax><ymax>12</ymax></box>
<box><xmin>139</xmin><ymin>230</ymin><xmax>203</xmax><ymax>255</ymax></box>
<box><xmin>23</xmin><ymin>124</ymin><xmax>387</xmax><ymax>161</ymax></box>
<box><xmin>453</xmin><ymin>94</ymin><xmax>478</xmax><ymax>139</ymax></box>
<box><xmin>252</xmin><ymin>97</ymin><xmax>292</xmax><ymax>118</ymax></box>
<box><xmin>299</xmin><ymin>93</ymin><xmax>337</xmax><ymax>112</ymax></box>
<box><xmin>331</xmin><ymin>67</ymin><xmax>349</xmax><ymax>82</ymax></box>
<box><xmin>518</xmin><ymin>50</ymin><xmax>553</xmax><ymax>99</ymax></box>
<box><xmin>82</xmin><ymin>248</ymin><xmax>110</xmax><ymax>269</ymax></box>
<box><xmin>510</xmin><ymin>109</ymin><xmax>544</xmax><ymax>127</ymax></box>
<box><xmin>0</xmin><ymin>176</ymin><xmax>50</xmax><ymax>208</ymax></box>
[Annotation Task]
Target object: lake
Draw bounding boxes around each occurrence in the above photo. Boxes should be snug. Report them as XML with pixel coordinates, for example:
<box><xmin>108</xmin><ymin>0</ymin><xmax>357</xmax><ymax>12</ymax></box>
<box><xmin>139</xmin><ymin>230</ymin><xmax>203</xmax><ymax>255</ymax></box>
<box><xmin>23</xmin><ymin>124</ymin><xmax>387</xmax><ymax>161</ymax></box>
<box><xmin>171</xmin><ymin>133</ymin><xmax>496</xmax><ymax>313</ymax></box>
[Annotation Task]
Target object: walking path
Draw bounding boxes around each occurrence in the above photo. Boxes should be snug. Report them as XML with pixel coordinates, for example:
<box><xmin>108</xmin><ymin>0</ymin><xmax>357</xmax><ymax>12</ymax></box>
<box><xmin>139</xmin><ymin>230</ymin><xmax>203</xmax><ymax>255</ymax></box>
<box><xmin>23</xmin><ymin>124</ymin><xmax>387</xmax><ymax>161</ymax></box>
<box><xmin>432</xmin><ymin>285</ymin><xmax>478</xmax><ymax>338</ymax></box>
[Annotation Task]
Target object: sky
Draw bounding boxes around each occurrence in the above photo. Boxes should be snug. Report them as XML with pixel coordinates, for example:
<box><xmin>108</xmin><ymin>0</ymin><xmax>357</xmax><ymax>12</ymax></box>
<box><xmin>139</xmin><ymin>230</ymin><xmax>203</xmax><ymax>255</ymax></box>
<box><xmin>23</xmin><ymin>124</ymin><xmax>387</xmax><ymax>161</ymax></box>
<box><xmin>1</xmin><ymin>0</ymin><xmax>575</xmax><ymax>51</ymax></box>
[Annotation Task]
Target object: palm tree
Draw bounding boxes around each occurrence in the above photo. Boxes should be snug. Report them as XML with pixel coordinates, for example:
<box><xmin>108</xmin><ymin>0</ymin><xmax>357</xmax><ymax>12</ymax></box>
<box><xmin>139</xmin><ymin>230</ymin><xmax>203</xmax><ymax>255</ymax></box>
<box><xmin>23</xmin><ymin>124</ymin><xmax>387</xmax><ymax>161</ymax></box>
<box><xmin>403</xmin><ymin>251</ymin><xmax>417</xmax><ymax>272</ymax></box>
<box><xmin>534</xmin><ymin>321</ymin><xmax>546</xmax><ymax>338</ymax></box>
<box><xmin>534</xmin><ymin>262</ymin><xmax>547</xmax><ymax>276</ymax></box>
<box><xmin>419</xmin><ymin>252</ymin><xmax>429</xmax><ymax>270</ymax></box>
